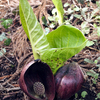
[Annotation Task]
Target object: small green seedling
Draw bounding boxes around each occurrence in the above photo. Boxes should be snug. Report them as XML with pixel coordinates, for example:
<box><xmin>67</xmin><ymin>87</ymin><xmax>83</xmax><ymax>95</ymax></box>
<box><xmin>75</xmin><ymin>93</ymin><xmax>78</xmax><ymax>99</ymax></box>
<box><xmin>81</xmin><ymin>91</ymin><xmax>88</xmax><ymax>98</ymax></box>
<box><xmin>95</xmin><ymin>93</ymin><xmax>100</xmax><ymax>100</ymax></box>
<box><xmin>4</xmin><ymin>38</ymin><xmax>11</xmax><ymax>46</ymax></box>
<box><xmin>84</xmin><ymin>57</ymin><xmax>100</xmax><ymax>68</ymax></box>
<box><xmin>0</xmin><ymin>32</ymin><xmax>11</xmax><ymax>46</ymax></box>
<box><xmin>19</xmin><ymin>0</ymin><xmax>87</xmax><ymax>74</ymax></box>
<box><xmin>11</xmin><ymin>64</ymin><xmax>14</xmax><ymax>67</ymax></box>
<box><xmin>86</xmin><ymin>69</ymin><xmax>99</xmax><ymax>84</ymax></box>
<box><xmin>42</xmin><ymin>16</ymin><xmax>47</xmax><ymax>26</ymax></box>
<box><xmin>75</xmin><ymin>92</ymin><xmax>88</xmax><ymax>100</ymax></box>
<box><xmin>1</xmin><ymin>18</ymin><xmax>13</xmax><ymax>29</ymax></box>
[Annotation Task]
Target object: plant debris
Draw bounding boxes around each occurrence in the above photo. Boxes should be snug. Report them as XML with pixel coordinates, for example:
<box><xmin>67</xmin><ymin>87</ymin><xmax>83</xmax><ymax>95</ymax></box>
<box><xmin>0</xmin><ymin>0</ymin><xmax>100</xmax><ymax>100</ymax></box>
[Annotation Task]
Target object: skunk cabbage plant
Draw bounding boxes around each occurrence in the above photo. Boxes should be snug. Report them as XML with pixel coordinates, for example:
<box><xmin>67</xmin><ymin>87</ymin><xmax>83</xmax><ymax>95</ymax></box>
<box><xmin>19</xmin><ymin>59</ymin><xmax>55</xmax><ymax>100</ymax></box>
<box><xmin>55</xmin><ymin>62</ymin><xmax>85</xmax><ymax>100</ymax></box>
<box><xmin>19</xmin><ymin>0</ymin><xmax>87</xmax><ymax>74</ymax></box>
<box><xmin>41</xmin><ymin>25</ymin><xmax>87</xmax><ymax>74</ymax></box>
<box><xmin>19</xmin><ymin>0</ymin><xmax>87</xmax><ymax>99</ymax></box>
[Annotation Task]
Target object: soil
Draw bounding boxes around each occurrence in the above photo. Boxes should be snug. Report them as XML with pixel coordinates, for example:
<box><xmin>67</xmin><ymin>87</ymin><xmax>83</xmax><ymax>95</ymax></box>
<box><xmin>0</xmin><ymin>0</ymin><xmax>100</xmax><ymax>100</ymax></box>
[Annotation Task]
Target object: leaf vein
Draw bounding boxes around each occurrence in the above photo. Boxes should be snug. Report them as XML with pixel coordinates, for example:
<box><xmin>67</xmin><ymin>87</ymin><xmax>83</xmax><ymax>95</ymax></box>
<box><xmin>34</xmin><ymin>34</ymin><xmax>45</xmax><ymax>46</ymax></box>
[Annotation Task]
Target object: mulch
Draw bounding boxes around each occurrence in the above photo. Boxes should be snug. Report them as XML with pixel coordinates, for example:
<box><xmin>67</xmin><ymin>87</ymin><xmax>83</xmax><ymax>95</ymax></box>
<box><xmin>0</xmin><ymin>0</ymin><xmax>100</xmax><ymax>100</ymax></box>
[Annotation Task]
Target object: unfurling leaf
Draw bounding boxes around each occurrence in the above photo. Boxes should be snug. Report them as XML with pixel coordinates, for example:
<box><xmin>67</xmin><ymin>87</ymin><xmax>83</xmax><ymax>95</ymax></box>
<box><xmin>19</xmin><ymin>0</ymin><xmax>87</xmax><ymax>74</ymax></box>
<box><xmin>1</xmin><ymin>19</ymin><xmax>13</xmax><ymax>29</ymax></box>
<box><xmin>19</xmin><ymin>0</ymin><xmax>50</xmax><ymax>59</ymax></box>
<box><xmin>41</xmin><ymin>25</ymin><xmax>87</xmax><ymax>74</ymax></box>
<box><xmin>52</xmin><ymin>0</ymin><xmax>64</xmax><ymax>25</ymax></box>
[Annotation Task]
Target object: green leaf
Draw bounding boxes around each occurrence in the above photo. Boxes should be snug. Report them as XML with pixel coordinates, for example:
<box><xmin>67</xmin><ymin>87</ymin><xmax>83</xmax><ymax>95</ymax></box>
<box><xmin>74</xmin><ymin>14</ymin><xmax>82</xmax><ymax>20</ymax></box>
<box><xmin>0</xmin><ymin>18</ymin><xmax>5</xmax><ymax>21</ymax></box>
<box><xmin>64</xmin><ymin>3</ymin><xmax>69</xmax><ymax>8</ymax></box>
<box><xmin>42</xmin><ymin>16</ymin><xmax>47</xmax><ymax>26</ymax></box>
<box><xmin>86</xmin><ymin>40</ymin><xmax>94</xmax><ymax>47</ymax></box>
<box><xmin>0</xmin><ymin>48</ymin><xmax>6</xmax><ymax>57</ymax></box>
<box><xmin>93</xmin><ymin>24</ymin><xmax>100</xmax><ymax>36</ymax></box>
<box><xmin>11</xmin><ymin>64</ymin><xmax>14</xmax><ymax>67</ymax></box>
<box><xmin>52</xmin><ymin>0</ymin><xmax>64</xmax><ymax>25</ymax></box>
<box><xmin>0</xmin><ymin>32</ymin><xmax>7</xmax><ymax>41</ymax></box>
<box><xmin>19</xmin><ymin>0</ymin><xmax>50</xmax><ymax>59</ymax></box>
<box><xmin>48</xmin><ymin>16</ymin><xmax>55</xmax><ymax>21</ymax></box>
<box><xmin>95</xmin><ymin>16</ymin><xmax>100</xmax><ymax>20</ymax></box>
<box><xmin>91</xmin><ymin>8</ymin><xmax>99</xmax><ymax>18</ymax></box>
<box><xmin>81</xmin><ymin>91</ymin><xmax>88</xmax><ymax>98</ymax></box>
<box><xmin>75</xmin><ymin>93</ymin><xmax>78</xmax><ymax>98</ymax></box>
<box><xmin>97</xmin><ymin>57</ymin><xmax>100</xmax><ymax>61</ymax></box>
<box><xmin>97</xmin><ymin>93</ymin><xmax>100</xmax><ymax>98</ymax></box>
<box><xmin>67</xmin><ymin>8</ymin><xmax>74</xmax><ymax>14</ymax></box>
<box><xmin>81</xmin><ymin>7</ymin><xmax>88</xmax><ymax>17</ymax></box>
<box><xmin>81</xmin><ymin>22</ymin><xmax>90</xmax><ymax>34</ymax></box>
<box><xmin>96</xmin><ymin>1</ymin><xmax>100</xmax><ymax>9</ymax></box>
<box><xmin>96</xmin><ymin>64</ymin><xmax>100</xmax><ymax>68</ymax></box>
<box><xmin>4</xmin><ymin>38</ymin><xmax>11</xmax><ymax>46</ymax></box>
<box><xmin>92</xmin><ymin>78</ymin><xmax>97</xmax><ymax>84</ymax></box>
<box><xmin>84</xmin><ymin>58</ymin><xmax>94</xmax><ymax>64</ymax></box>
<box><xmin>41</xmin><ymin>25</ymin><xmax>87</xmax><ymax>74</ymax></box>
<box><xmin>94</xmin><ymin>60</ymin><xmax>98</xmax><ymax>64</ymax></box>
<box><xmin>19</xmin><ymin>0</ymin><xmax>87</xmax><ymax>75</ymax></box>
<box><xmin>86</xmin><ymin>70</ymin><xmax>99</xmax><ymax>79</ymax></box>
<box><xmin>97</xmin><ymin>27</ymin><xmax>100</xmax><ymax>36</ymax></box>
<box><xmin>73</xmin><ymin>7</ymin><xmax>80</xmax><ymax>11</ymax></box>
<box><xmin>1</xmin><ymin>19</ymin><xmax>13</xmax><ymax>29</ymax></box>
<box><xmin>47</xmin><ymin>25</ymin><xmax>87</xmax><ymax>49</ymax></box>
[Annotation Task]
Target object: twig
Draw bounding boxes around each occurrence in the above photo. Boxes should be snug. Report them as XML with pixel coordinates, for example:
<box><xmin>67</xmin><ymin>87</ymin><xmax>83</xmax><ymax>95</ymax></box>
<box><xmin>0</xmin><ymin>83</ymin><xmax>20</xmax><ymax>91</ymax></box>
<box><xmin>0</xmin><ymin>74</ymin><xmax>12</xmax><ymax>80</ymax></box>
<box><xmin>2</xmin><ymin>69</ymin><xmax>21</xmax><ymax>86</ymax></box>
<box><xmin>2</xmin><ymin>52</ymin><xmax>33</xmax><ymax>86</ymax></box>
<box><xmin>2</xmin><ymin>91</ymin><xmax>22</xmax><ymax>99</ymax></box>
<box><xmin>86</xmin><ymin>46</ymin><xmax>100</xmax><ymax>52</ymax></box>
<box><xmin>80</xmin><ymin>63</ymin><xmax>93</xmax><ymax>68</ymax></box>
<box><xmin>0</xmin><ymin>48</ymin><xmax>14</xmax><ymax>64</ymax></box>
<box><xmin>0</xmin><ymin>87</ymin><xmax>20</xmax><ymax>91</ymax></box>
<box><xmin>3</xmin><ymin>54</ymin><xmax>14</xmax><ymax>64</ymax></box>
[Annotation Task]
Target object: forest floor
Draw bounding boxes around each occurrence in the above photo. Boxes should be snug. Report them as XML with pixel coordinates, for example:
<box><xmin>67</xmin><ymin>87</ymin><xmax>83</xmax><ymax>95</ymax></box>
<box><xmin>0</xmin><ymin>0</ymin><xmax>100</xmax><ymax>100</ymax></box>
